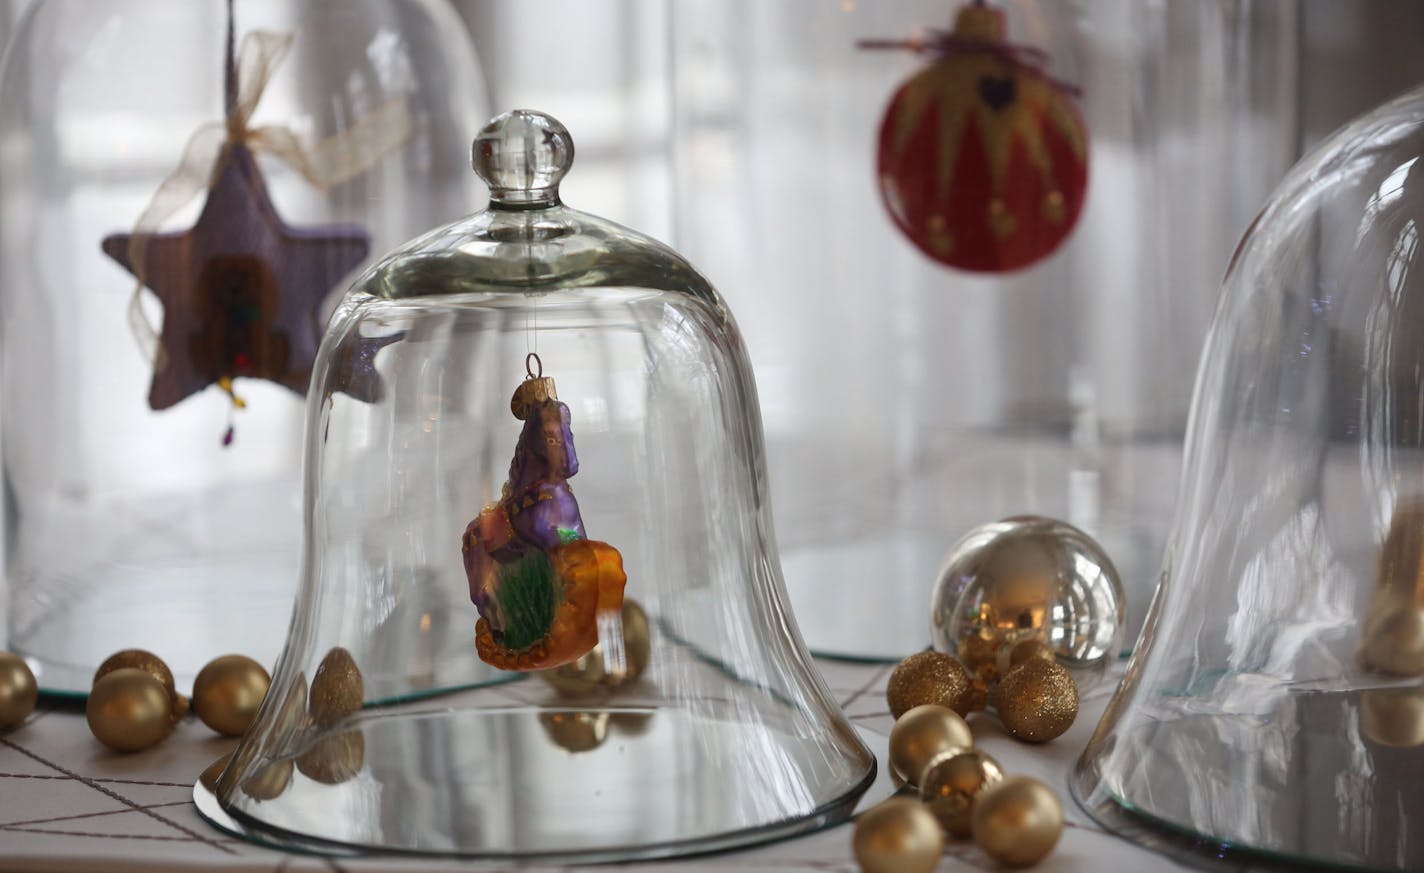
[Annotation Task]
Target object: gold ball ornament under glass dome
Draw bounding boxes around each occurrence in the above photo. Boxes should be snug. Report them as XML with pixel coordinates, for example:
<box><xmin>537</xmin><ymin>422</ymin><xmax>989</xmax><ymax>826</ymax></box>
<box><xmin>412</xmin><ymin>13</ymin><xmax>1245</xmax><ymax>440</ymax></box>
<box><xmin>1074</xmin><ymin>84</ymin><xmax>1424</xmax><ymax>871</ymax></box>
<box><xmin>196</xmin><ymin>110</ymin><xmax>880</xmax><ymax>861</ymax></box>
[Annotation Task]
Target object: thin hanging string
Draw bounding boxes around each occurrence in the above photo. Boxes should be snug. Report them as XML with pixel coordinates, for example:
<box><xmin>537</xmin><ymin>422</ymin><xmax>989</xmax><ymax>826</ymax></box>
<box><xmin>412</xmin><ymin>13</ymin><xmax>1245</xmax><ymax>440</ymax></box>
<box><xmin>524</xmin><ymin>305</ymin><xmax>539</xmax><ymax>361</ymax></box>
<box><xmin>224</xmin><ymin>0</ymin><xmax>238</xmax><ymax>120</ymax></box>
<box><xmin>219</xmin><ymin>0</ymin><xmax>246</xmax><ymax>442</ymax></box>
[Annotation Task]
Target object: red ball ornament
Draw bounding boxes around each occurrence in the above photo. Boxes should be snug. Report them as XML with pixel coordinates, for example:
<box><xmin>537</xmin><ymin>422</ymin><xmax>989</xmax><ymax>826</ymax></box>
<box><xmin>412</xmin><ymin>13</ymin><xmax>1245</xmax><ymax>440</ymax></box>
<box><xmin>866</xmin><ymin>3</ymin><xmax>1088</xmax><ymax>273</ymax></box>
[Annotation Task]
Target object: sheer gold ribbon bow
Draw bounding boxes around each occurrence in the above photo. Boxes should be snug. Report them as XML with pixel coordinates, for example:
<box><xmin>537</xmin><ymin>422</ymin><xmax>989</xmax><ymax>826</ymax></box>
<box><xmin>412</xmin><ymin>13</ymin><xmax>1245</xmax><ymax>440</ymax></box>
<box><xmin>125</xmin><ymin>29</ymin><xmax>412</xmax><ymax>364</ymax></box>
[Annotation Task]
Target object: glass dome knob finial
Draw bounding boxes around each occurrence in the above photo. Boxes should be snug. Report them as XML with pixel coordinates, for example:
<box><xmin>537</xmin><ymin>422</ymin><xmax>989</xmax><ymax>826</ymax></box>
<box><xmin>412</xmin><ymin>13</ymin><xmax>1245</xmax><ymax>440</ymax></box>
<box><xmin>472</xmin><ymin>110</ymin><xmax>574</xmax><ymax>207</ymax></box>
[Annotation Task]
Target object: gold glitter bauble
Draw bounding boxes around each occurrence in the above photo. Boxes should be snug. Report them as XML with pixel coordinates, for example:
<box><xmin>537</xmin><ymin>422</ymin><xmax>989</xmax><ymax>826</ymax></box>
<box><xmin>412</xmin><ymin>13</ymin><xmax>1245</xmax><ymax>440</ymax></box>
<box><xmin>971</xmin><ymin>776</ymin><xmax>1063</xmax><ymax>866</ymax></box>
<box><xmin>540</xmin><ymin>598</ymin><xmax>652</xmax><ymax>695</ymax></box>
<box><xmin>86</xmin><ymin>668</ymin><xmax>174</xmax><ymax>753</ymax></box>
<box><xmin>242</xmin><ymin>759</ymin><xmax>294</xmax><ymax>801</ymax></box>
<box><xmin>919</xmin><ymin>749</ymin><xmax>1004</xmax><ymax>838</ymax></box>
<box><xmin>273</xmin><ymin>673</ymin><xmax>310</xmax><ymax>737</ymax></box>
<box><xmin>886</xmin><ymin>651</ymin><xmax>973</xmax><ymax>718</ymax></box>
<box><xmin>1007</xmin><ymin>638</ymin><xmax>1056</xmax><ymax>669</ymax></box>
<box><xmin>297</xmin><ymin>730</ymin><xmax>365</xmax><ymax>784</ymax></box>
<box><xmin>1361</xmin><ymin>688</ymin><xmax>1424</xmax><ymax>748</ymax></box>
<box><xmin>888</xmin><ymin>704</ymin><xmax>973</xmax><ymax>787</ymax></box>
<box><xmin>967</xmin><ymin>678</ymin><xmax>990</xmax><ymax>713</ymax></box>
<box><xmin>193</xmin><ymin>655</ymin><xmax>271</xmax><ymax>737</ymax></box>
<box><xmin>957</xmin><ymin>631</ymin><xmax>1005</xmax><ymax>673</ymax></box>
<box><xmin>0</xmin><ymin>652</ymin><xmax>38</xmax><ymax>730</ymax></box>
<box><xmin>994</xmin><ymin>658</ymin><xmax>1078</xmax><ymax>743</ymax></box>
<box><xmin>852</xmin><ymin>798</ymin><xmax>944</xmax><ymax>873</ymax></box>
<box><xmin>309</xmin><ymin>648</ymin><xmax>363</xmax><ymax>726</ymax></box>
<box><xmin>539</xmin><ymin>710</ymin><xmax>611</xmax><ymax>753</ymax></box>
<box><xmin>94</xmin><ymin>649</ymin><xmax>186</xmax><ymax>721</ymax></box>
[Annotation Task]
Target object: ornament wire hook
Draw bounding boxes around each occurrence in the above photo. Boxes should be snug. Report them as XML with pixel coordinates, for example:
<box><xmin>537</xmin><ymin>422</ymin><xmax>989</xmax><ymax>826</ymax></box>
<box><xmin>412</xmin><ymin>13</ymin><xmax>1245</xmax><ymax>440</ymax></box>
<box><xmin>525</xmin><ymin>352</ymin><xmax>543</xmax><ymax>380</ymax></box>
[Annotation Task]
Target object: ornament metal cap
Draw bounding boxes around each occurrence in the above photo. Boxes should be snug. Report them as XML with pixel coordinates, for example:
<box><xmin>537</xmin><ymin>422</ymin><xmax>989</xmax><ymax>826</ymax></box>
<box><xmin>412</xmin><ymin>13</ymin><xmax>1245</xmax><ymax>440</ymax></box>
<box><xmin>952</xmin><ymin>3</ymin><xmax>1006</xmax><ymax>41</ymax></box>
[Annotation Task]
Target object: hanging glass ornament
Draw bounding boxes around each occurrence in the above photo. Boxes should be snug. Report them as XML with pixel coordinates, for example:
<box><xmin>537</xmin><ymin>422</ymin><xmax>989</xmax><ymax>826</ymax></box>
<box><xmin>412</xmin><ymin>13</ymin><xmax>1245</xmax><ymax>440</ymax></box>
<box><xmin>463</xmin><ymin>355</ymin><xmax>628</xmax><ymax>671</ymax></box>
<box><xmin>861</xmin><ymin>1</ymin><xmax>1088</xmax><ymax>272</ymax></box>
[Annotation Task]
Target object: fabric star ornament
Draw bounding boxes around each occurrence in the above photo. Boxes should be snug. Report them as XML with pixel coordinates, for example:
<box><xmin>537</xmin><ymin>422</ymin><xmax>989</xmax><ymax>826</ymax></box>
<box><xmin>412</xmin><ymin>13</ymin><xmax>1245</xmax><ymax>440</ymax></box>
<box><xmin>103</xmin><ymin>142</ymin><xmax>369</xmax><ymax>410</ymax></box>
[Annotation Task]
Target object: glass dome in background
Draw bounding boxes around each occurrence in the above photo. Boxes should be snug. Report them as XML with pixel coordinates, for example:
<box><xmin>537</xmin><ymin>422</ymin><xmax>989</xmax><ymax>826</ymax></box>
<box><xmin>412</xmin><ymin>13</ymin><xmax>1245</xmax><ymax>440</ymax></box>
<box><xmin>198</xmin><ymin>111</ymin><xmax>881</xmax><ymax>861</ymax></box>
<box><xmin>1075</xmin><ymin>83</ymin><xmax>1424</xmax><ymax>872</ymax></box>
<box><xmin>0</xmin><ymin>0</ymin><xmax>488</xmax><ymax>692</ymax></box>
<box><xmin>671</xmin><ymin>0</ymin><xmax>1298</xmax><ymax>659</ymax></box>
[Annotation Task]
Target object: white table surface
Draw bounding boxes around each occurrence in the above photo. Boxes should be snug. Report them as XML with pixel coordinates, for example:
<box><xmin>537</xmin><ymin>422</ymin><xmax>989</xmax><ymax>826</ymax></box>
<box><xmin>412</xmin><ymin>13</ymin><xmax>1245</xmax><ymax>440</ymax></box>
<box><xmin>0</xmin><ymin>658</ymin><xmax>1197</xmax><ymax>873</ymax></box>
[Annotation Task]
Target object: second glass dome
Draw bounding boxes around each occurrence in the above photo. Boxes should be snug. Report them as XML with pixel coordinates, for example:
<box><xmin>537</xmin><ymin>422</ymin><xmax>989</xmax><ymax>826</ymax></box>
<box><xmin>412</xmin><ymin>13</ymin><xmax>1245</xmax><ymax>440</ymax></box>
<box><xmin>1076</xmin><ymin>83</ymin><xmax>1424</xmax><ymax>871</ymax></box>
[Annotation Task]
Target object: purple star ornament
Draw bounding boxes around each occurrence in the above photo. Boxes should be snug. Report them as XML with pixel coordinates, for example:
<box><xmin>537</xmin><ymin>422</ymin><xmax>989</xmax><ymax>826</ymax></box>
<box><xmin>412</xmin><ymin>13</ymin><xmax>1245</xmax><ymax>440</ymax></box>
<box><xmin>103</xmin><ymin>142</ymin><xmax>370</xmax><ymax>410</ymax></box>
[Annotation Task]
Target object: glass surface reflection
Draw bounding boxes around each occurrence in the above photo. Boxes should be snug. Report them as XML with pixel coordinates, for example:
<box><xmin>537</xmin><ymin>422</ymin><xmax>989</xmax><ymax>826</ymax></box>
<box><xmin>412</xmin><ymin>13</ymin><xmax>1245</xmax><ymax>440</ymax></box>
<box><xmin>1075</xmin><ymin>85</ymin><xmax>1424</xmax><ymax>871</ymax></box>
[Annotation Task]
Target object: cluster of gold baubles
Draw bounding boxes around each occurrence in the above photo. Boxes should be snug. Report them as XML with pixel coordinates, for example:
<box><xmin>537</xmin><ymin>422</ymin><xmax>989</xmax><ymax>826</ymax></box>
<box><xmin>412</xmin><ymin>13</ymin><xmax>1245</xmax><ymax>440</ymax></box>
<box><xmin>84</xmin><ymin>649</ymin><xmax>273</xmax><ymax>752</ymax></box>
<box><xmin>0</xmin><ymin>648</ymin><xmax>272</xmax><ymax>752</ymax></box>
<box><xmin>855</xmin><ymin>643</ymin><xmax>1078</xmax><ymax>872</ymax></box>
<box><xmin>888</xmin><ymin>640</ymin><xmax>1079</xmax><ymax>743</ymax></box>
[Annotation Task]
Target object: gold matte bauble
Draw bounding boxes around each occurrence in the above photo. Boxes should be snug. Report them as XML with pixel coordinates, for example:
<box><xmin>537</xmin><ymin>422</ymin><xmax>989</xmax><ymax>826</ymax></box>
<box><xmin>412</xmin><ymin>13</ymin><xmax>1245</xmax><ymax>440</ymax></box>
<box><xmin>994</xmin><ymin>658</ymin><xmax>1078</xmax><ymax>743</ymax></box>
<box><xmin>296</xmin><ymin>730</ymin><xmax>365</xmax><ymax>784</ymax></box>
<box><xmin>888</xmin><ymin>703</ymin><xmax>973</xmax><ymax>787</ymax></box>
<box><xmin>540</xmin><ymin>650</ymin><xmax>607</xmax><ymax>695</ymax></box>
<box><xmin>539</xmin><ymin>710</ymin><xmax>611</xmax><ymax>753</ymax></box>
<box><xmin>0</xmin><ymin>652</ymin><xmax>39</xmax><ymax>730</ymax></box>
<box><xmin>1361</xmin><ymin>688</ymin><xmax>1424</xmax><ymax>748</ymax></box>
<box><xmin>199</xmin><ymin>754</ymin><xmax>231</xmax><ymax>794</ymax></box>
<box><xmin>971</xmin><ymin>776</ymin><xmax>1064</xmax><ymax>866</ymax></box>
<box><xmin>852</xmin><ymin>798</ymin><xmax>944</xmax><ymax>873</ymax></box>
<box><xmin>1362</xmin><ymin>607</ymin><xmax>1424</xmax><ymax>677</ymax></box>
<box><xmin>242</xmin><ymin>759</ymin><xmax>295</xmax><ymax>801</ymax></box>
<box><xmin>620</xmin><ymin>598</ymin><xmax>652</xmax><ymax>682</ymax></box>
<box><xmin>886</xmin><ymin>651</ymin><xmax>973</xmax><ymax>718</ymax></box>
<box><xmin>919</xmin><ymin>749</ymin><xmax>1004</xmax><ymax>838</ymax></box>
<box><xmin>93</xmin><ymin>648</ymin><xmax>186</xmax><ymax>720</ymax></box>
<box><xmin>309</xmin><ymin>648</ymin><xmax>363</xmax><ymax>726</ymax></box>
<box><xmin>540</xmin><ymin>598</ymin><xmax>652</xmax><ymax>695</ymax></box>
<box><xmin>86</xmin><ymin>668</ymin><xmax>174</xmax><ymax>752</ymax></box>
<box><xmin>610</xmin><ymin>711</ymin><xmax>654</xmax><ymax>736</ymax></box>
<box><xmin>193</xmin><ymin>655</ymin><xmax>271</xmax><ymax>737</ymax></box>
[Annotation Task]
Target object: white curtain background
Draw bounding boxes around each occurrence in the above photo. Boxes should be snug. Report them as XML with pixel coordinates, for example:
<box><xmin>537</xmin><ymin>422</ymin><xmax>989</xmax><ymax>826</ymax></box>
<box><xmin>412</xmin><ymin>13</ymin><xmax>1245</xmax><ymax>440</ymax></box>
<box><xmin>0</xmin><ymin>0</ymin><xmax>1421</xmax><ymax>638</ymax></box>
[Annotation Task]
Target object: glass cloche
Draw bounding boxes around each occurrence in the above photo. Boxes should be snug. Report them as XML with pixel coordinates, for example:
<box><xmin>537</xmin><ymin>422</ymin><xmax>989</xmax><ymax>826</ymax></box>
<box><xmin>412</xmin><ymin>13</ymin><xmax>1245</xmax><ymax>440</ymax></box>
<box><xmin>0</xmin><ymin>0</ymin><xmax>487</xmax><ymax>692</ymax></box>
<box><xmin>196</xmin><ymin>110</ymin><xmax>881</xmax><ymax>861</ymax></box>
<box><xmin>1075</xmin><ymin>84</ymin><xmax>1424</xmax><ymax>871</ymax></box>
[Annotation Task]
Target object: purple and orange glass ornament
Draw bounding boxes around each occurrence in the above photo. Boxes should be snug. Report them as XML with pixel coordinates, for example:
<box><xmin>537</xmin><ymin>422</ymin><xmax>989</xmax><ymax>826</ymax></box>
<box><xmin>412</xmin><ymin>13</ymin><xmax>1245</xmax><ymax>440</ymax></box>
<box><xmin>462</xmin><ymin>356</ymin><xmax>627</xmax><ymax>671</ymax></box>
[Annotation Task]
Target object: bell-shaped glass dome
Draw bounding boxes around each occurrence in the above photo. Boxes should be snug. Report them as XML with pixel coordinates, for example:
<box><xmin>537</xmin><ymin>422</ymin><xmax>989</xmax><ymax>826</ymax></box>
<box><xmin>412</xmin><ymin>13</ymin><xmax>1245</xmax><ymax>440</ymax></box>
<box><xmin>0</xmin><ymin>0</ymin><xmax>486</xmax><ymax>692</ymax></box>
<box><xmin>1075</xmin><ymin>84</ymin><xmax>1424</xmax><ymax>871</ymax></box>
<box><xmin>199</xmin><ymin>111</ymin><xmax>879</xmax><ymax>861</ymax></box>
